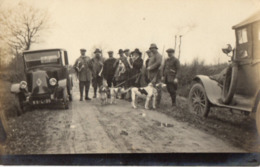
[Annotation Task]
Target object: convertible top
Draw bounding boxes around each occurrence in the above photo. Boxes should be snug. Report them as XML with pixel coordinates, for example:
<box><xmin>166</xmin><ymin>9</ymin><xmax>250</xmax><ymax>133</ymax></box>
<box><xmin>232</xmin><ymin>10</ymin><xmax>260</xmax><ymax>29</ymax></box>
<box><xmin>23</xmin><ymin>48</ymin><xmax>67</xmax><ymax>54</ymax></box>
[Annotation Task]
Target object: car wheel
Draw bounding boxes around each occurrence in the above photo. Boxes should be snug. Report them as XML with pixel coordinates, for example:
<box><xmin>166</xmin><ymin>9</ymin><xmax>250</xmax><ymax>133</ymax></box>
<box><xmin>188</xmin><ymin>83</ymin><xmax>210</xmax><ymax>117</ymax></box>
<box><xmin>256</xmin><ymin>101</ymin><xmax>260</xmax><ymax>135</ymax></box>
<box><xmin>63</xmin><ymin>89</ymin><xmax>69</xmax><ymax>109</ymax></box>
<box><xmin>221</xmin><ymin>63</ymin><xmax>238</xmax><ymax>104</ymax></box>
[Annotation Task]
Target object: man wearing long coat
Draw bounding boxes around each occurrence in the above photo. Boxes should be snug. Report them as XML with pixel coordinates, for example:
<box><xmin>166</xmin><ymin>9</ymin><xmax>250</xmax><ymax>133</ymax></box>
<box><xmin>103</xmin><ymin>51</ymin><xmax>117</xmax><ymax>87</ymax></box>
<box><xmin>73</xmin><ymin>48</ymin><xmax>92</xmax><ymax>101</ymax></box>
<box><xmin>91</xmin><ymin>48</ymin><xmax>105</xmax><ymax>98</ymax></box>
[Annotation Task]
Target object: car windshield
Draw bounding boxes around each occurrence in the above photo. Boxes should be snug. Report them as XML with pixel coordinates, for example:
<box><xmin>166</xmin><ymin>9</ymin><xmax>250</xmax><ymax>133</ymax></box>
<box><xmin>24</xmin><ymin>51</ymin><xmax>61</xmax><ymax>68</ymax></box>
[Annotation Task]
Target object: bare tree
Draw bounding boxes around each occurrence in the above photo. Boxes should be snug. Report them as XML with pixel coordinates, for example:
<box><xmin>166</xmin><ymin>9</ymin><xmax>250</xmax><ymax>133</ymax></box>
<box><xmin>0</xmin><ymin>2</ymin><xmax>50</xmax><ymax>53</ymax></box>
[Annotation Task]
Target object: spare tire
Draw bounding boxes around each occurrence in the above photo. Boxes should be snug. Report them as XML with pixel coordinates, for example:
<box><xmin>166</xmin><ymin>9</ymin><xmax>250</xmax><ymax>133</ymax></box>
<box><xmin>221</xmin><ymin>63</ymin><xmax>238</xmax><ymax>104</ymax></box>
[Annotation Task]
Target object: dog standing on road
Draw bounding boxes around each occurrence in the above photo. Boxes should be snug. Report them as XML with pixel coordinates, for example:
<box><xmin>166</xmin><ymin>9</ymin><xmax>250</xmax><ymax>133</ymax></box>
<box><xmin>99</xmin><ymin>85</ymin><xmax>109</xmax><ymax>105</ymax></box>
<box><xmin>121</xmin><ymin>83</ymin><xmax>166</xmax><ymax>110</ymax></box>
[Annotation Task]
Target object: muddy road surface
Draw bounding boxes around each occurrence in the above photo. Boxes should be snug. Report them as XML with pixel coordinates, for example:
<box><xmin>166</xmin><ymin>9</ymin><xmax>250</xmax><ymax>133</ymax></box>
<box><xmin>3</xmin><ymin>81</ymin><xmax>249</xmax><ymax>154</ymax></box>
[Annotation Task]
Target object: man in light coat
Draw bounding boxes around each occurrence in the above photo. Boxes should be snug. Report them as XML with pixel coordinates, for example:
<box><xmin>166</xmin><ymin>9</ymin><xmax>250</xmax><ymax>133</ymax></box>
<box><xmin>73</xmin><ymin>48</ymin><xmax>92</xmax><ymax>101</ymax></box>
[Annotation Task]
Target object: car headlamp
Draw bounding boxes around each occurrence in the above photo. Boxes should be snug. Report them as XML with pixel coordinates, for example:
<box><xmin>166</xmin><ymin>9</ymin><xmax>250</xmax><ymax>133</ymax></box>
<box><xmin>20</xmin><ymin>81</ymin><xmax>27</xmax><ymax>89</ymax></box>
<box><xmin>49</xmin><ymin>78</ymin><xmax>57</xmax><ymax>86</ymax></box>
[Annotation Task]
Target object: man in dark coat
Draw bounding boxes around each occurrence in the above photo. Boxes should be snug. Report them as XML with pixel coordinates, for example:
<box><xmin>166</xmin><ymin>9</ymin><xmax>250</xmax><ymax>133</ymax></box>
<box><xmin>91</xmin><ymin>48</ymin><xmax>105</xmax><ymax>98</ymax></box>
<box><xmin>73</xmin><ymin>48</ymin><xmax>92</xmax><ymax>101</ymax></box>
<box><xmin>162</xmin><ymin>48</ymin><xmax>180</xmax><ymax>108</ymax></box>
<box><xmin>103</xmin><ymin>51</ymin><xmax>117</xmax><ymax>87</ymax></box>
<box><xmin>130</xmin><ymin>48</ymin><xmax>143</xmax><ymax>87</ymax></box>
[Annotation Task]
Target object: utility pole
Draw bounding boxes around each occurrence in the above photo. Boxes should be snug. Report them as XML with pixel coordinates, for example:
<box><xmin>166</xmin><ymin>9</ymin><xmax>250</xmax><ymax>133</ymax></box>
<box><xmin>174</xmin><ymin>35</ymin><xmax>177</xmax><ymax>50</ymax></box>
<box><xmin>178</xmin><ymin>35</ymin><xmax>182</xmax><ymax>60</ymax></box>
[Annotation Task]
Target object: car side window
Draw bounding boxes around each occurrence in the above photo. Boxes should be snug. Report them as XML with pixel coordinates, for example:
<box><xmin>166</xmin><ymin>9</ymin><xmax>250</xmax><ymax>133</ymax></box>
<box><xmin>60</xmin><ymin>51</ymin><xmax>65</xmax><ymax>66</ymax></box>
<box><xmin>237</xmin><ymin>28</ymin><xmax>248</xmax><ymax>44</ymax></box>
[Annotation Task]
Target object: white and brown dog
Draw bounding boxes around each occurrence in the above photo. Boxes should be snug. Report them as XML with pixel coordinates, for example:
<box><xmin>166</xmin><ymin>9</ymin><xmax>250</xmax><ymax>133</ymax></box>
<box><xmin>121</xmin><ymin>83</ymin><xmax>166</xmax><ymax>110</ymax></box>
<box><xmin>109</xmin><ymin>84</ymin><xmax>122</xmax><ymax>104</ymax></box>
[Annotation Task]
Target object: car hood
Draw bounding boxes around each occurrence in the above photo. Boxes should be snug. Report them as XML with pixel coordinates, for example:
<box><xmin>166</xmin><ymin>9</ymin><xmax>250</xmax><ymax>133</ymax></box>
<box><xmin>26</xmin><ymin>67</ymin><xmax>65</xmax><ymax>94</ymax></box>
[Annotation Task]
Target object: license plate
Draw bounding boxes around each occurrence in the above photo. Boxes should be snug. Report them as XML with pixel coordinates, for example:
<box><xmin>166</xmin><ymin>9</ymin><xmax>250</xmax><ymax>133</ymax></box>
<box><xmin>32</xmin><ymin>99</ymin><xmax>51</xmax><ymax>105</ymax></box>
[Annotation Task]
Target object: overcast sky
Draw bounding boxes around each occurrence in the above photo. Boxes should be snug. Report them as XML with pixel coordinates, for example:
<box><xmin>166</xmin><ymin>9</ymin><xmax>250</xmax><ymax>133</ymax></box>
<box><xmin>2</xmin><ymin>0</ymin><xmax>260</xmax><ymax>64</ymax></box>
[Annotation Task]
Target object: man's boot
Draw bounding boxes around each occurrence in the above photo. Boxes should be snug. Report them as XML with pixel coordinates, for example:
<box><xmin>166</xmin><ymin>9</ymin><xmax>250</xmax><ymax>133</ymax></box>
<box><xmin>85</xmin><ymin>90</ymin><xmax>91</xmax><ymax>100</ymax></box>
<box><xmin>80</xmin><ymin>96</ymin><xmax>83</xmax><ymax>101</ymax></box>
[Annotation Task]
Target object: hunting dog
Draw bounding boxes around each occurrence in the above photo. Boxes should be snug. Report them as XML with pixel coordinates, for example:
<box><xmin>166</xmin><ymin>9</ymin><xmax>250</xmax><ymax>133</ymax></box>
<box><xmin>121</xmin><ymin>83</ymin><xmax>166</xmax><ymax>110</ymax></box>
<box><xmin>109</xmin><ymin>86</ymin><xmax>122</xmax><ymax>104</ymax></box>
<box><xmin>99</xmin><ymin>85</ymin><xmax>109</xmax><ymax>105</ymax></box>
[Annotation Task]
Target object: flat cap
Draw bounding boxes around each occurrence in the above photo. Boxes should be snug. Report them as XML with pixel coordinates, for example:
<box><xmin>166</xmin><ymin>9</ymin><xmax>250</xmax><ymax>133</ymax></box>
<box><xmin>149</xmin><ymin>43</ymin><xmax>158</xmax><ymax>49</ymax></box>
<box><xmin>80</xmin><ymin>48</ymin><xmax>86</xmax><ymax>52</ymax></box>
<box><xmin>107</xmin><ymin>51</ymin><xmax>113</xmax><ymax>54</ymax></box>
<box><xmin>166</xmin><ymin>48</ymin><xmax>175</xmax><ymax>53</ymax></box>
<box><xmin>94</xmin><ymin>48</ymin><xmax>102</xmax><ymax>54</ymax></box>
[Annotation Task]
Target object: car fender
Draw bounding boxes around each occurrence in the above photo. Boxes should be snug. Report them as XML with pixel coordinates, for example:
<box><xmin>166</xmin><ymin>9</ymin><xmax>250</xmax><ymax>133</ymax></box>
<box><xmin>10</xmin><ymin>83</ymin><xmax>20</xmax><ymax>93</ymax></box>
<box><xmin>193</xmin><ymin>75</ymin><xmax>222</xmax><ymax>106</ymax></box>
<box><xmin>252</xmin><ymin>90</ymin><xmax>260</xmax><ymax>113</ymax></box>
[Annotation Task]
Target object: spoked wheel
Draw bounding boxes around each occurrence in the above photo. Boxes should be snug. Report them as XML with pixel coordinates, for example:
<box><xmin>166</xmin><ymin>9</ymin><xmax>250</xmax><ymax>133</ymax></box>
<box><xmin>188</xmin><ymin>83</ymin><xmax>210</xmax><ymax>117</ymax></box>
<box><xmin>256</xmin><ymin>101</ymin><xmax>260</xmax><ymax>135</ymax></box>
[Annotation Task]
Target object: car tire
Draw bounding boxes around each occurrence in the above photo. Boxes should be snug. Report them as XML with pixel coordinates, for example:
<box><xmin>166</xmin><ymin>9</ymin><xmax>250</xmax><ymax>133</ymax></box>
<box><xmin>256</xmin><ymin>101</ymin><xmax>260</xmax><ymax>135</ymax></box>
<box><xmin>221</xmin><ymin>63</ymin><xmax>238</xmax><ymax>104</ymax></box>
<box><xmin>188</xmin><ymin>83</ymin><xmax>210</xmax><ymax>117</ymax></box>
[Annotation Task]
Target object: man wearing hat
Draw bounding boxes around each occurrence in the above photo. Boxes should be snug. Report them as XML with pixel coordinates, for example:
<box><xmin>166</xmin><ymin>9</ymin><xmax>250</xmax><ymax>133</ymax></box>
<box><xmin>130</xmin><ymin>48</ymin><xmax>143</xmax><ymax>87</ymax></box>
<box><xmin>103</xmin><ymin>51</ymin><xmax>117</xmax><ymax>90</ymax></box>
<box><xmin>147</xmin><ymin>43</ymin><xmax>162</xmax><ymax>106</ymax></box>
<box><xmin>91</xmin><ymin>48</ymin><xmax>105</xmax><ymax>98</ymax></box>
<box><xmin>144</xmin><ymin>50</ymin><xmax>153</xmax><ymax>83</ymax></box>
<box><xmin>162</xmin><ymin>48</ymin><xmax>180</xmax><ymax>108</ymax></box>
<box><xmin>73</xmin><ymin>48</ymin><xmax>92</xmax><ymax>101</ymax></box>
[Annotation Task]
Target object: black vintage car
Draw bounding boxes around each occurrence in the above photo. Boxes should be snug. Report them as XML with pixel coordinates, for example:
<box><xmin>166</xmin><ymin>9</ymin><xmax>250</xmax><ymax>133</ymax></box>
<box><xmin>188</xmin><ymin>11</ymin><xmax>260</xmax><ymax>134</ymax></box>
<box><xmin>11</xmin><ymin>48</ymin><xmax>73</xmax><ymax>110</ymax></box>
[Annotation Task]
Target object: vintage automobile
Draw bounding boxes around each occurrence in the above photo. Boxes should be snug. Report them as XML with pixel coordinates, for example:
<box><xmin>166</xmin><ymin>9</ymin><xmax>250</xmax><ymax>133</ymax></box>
<box><xmin>10</xmin><ymin>48</ymin><xmax>73</xmax><ymax>111</ymax></box>
<box><xmin>188</xmin><ymin>11</ymin><xmax>260</xmax><ymax>133</ymax></box>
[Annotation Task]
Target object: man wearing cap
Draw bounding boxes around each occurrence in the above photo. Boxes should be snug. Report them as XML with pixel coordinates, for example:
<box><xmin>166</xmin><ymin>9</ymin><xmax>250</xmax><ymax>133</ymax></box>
<box><xmin>103</xmin><ymin>51</ymin><xmax>117</xmax><ymax>89</ymax></box>
<box><xmin>162</xmin><ymin>48</ymin><xmax>180</xmax><ymax>108</ymax></box>
<box><xmin>91</xmin><ymin>48</ymin><xmax>105</xmax><ymax>98</ymax></box>
<box><xmin>147</xmin><ymin>43</ymin><xmax>163</xmax><ymax>106</ymax></box>
<box><xmin>73</xmin><ymin>49</ymin><xmax>92</xmax><ymax>101</ymax></box>
<box><xmin>113</xmin><ymin>49</ymin><xmax>130</xmax><ymax>99</ymax></box>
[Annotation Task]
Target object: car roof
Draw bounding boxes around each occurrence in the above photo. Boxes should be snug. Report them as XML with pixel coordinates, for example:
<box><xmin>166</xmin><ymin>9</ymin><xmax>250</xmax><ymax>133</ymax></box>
<box><xmin>232</xmin><ymin>10</ymin><xmax>260</xmax><ymax>29</ymax></box>
<box><xmin>23</xmin><ymin>48</ymin><xmax>67</xmax><ymax>54</ymax></box>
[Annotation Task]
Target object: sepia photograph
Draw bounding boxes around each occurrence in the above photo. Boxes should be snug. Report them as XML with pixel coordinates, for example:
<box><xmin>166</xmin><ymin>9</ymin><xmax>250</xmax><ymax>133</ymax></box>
<box><xmin>0</xmin><ymin>0</ymin><xmax>260</xmax><ymax>165</ymax></box>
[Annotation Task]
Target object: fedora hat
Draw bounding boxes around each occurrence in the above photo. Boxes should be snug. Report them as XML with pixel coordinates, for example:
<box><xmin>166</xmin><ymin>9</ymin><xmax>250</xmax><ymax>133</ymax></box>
<box><xmin>132</xmin><ymin>48</ymin><xmax>142</xmax><ymax>56</ymax></box>
<box><xmin>118</xmin><ymin>49</ymin><xmax>124</xmax><ymax>54</ymax></box>
<box><xmin>149</xmin><ymin>43</ymin><xmax>158</xmax><ymax>49</ymax></box>
<box><xmin>94</xmin><ymin>48</ymin><xmax>102</xmax><ymax>54</ymax></box>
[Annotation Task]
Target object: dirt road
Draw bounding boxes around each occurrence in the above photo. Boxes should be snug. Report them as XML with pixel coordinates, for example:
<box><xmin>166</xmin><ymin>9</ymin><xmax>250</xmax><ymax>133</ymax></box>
<box><xmin>3</xmin><ymin>82</ymin><xmax>245</xmax><ymax>154</ymax></box>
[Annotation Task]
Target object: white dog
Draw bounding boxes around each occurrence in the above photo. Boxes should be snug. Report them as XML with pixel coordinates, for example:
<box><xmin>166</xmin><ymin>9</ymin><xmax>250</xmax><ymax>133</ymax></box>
<box><xmin>122</xmin><ymin>83</ymin><xmax>166</xmax><ymax>110</ymax></box>
<box><xmin>109</xmin><ymin>85</ymin><xmax>122</xmax><ymax>104</ymax></box>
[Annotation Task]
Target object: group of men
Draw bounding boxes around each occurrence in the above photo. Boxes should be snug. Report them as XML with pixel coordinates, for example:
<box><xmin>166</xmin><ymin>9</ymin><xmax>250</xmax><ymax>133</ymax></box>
<box><xmin>73</xmin><ymin>43</ymin><xmax>180</xmax><ymax>108</ymax></box>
